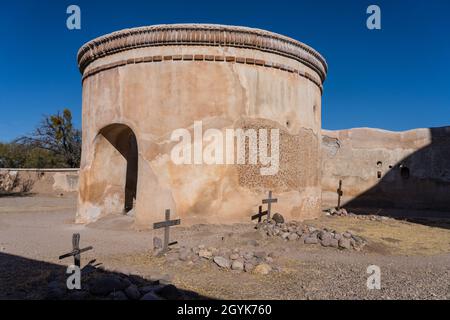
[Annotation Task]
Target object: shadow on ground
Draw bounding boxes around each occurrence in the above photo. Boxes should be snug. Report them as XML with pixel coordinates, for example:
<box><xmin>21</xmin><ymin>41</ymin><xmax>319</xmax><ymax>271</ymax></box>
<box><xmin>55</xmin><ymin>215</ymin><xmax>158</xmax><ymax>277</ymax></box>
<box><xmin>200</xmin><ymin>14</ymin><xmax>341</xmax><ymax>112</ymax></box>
<box><xmin>0</xmin><ymin>192</ymin><xmax>34</xmax><ymax>198</ymax></box>
<box><xmin>0</xmin><ymin>252</ymin><xmax>213</xmax><ymax>300</ymax></box>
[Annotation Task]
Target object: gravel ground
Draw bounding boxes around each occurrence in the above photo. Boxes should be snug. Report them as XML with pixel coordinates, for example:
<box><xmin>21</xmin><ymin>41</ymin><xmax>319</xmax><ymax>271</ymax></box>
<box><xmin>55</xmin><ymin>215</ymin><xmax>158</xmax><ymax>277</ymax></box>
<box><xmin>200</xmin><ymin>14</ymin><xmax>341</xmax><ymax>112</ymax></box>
<box><xmin>0</xmin><ymin>195</ymin><xmax>449</xmax><ymax>300</ymax></box>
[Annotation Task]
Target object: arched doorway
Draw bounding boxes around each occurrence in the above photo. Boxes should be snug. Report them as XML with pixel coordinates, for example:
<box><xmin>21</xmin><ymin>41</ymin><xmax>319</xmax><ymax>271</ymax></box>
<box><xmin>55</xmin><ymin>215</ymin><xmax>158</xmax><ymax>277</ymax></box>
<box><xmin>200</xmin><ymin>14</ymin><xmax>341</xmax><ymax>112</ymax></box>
<box><xmin>97</xmin><ymin>124</ymin><xmax>138</xmax><ymax>214</ymax></box>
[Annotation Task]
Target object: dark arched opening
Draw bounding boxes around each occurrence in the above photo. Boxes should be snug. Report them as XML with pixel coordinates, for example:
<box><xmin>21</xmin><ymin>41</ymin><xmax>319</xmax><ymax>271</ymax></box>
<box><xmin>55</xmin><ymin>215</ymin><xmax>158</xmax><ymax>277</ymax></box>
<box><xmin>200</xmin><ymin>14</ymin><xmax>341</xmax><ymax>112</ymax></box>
<box><xmin>99</xmin><ymin>124</ymin><xmax>138</xmax><ymax>214</ymax></box>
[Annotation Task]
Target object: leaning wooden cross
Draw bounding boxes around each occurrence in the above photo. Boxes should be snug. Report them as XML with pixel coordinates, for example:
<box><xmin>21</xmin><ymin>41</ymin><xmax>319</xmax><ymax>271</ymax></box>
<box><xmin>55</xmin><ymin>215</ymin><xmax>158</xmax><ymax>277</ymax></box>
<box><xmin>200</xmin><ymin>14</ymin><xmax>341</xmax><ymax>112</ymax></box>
<box><xmin>262</xmin><ymin>191</ymin><xmax>277</xmax><ymax>221</ymax></box>
<box><xmin>251</xmin><ymin>205</ymin><xmax>269</xmax><ymax>223</ymax></box>
<box><xmin>59</xmin><ymin>233</ymin><xmax>93</xmax><ymax>268</ymax></box>
<box><xmin>153</xmin><ymin>209</ymin><xmax>180</xmax><ymax>254</ymax></box>
<box><xmin>251</xmin><ymin>191</ymin><xmax>278</xmax><ymax>222</ymax></box>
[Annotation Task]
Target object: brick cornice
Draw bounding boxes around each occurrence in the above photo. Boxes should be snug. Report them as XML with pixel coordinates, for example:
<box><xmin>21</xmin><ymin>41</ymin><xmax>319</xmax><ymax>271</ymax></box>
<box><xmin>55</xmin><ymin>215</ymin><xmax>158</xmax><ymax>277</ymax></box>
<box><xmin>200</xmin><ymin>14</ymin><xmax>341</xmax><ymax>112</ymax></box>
<box><xmin>77</xmin><ymin>24</ymin><xmax>328</xmax><ymax>83</ymax></box>
<box><xmin>81</xmin><ymin>54</ymin><xmax>324</xmax><ymax>94</ymax></box>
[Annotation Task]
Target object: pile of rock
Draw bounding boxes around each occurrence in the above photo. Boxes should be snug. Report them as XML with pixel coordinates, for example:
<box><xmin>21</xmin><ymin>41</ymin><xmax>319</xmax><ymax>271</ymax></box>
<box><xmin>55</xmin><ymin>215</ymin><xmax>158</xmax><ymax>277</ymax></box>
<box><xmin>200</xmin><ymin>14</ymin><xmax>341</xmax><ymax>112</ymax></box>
<box><xmin>326</xmin><ymin>207</ymin><xmax>354</xmax><ymax>217</ymax></box>
<box><xmin>163</xmin><ymin>245</ymin><xmax>279</xmax><ymax>275</ymax></box>
<box><xmin>325</xmin><ymin>207</ymin><xmax>391</xmax><ymax>222</ymax></box>
<box><xmin>256</xmin><ymin>216</ymin><xmax>367</xmax><ymax>251</ymax></box>
<box><xmin>45</xmin><ymin>266</ymin><xmax>197</xmax><ymax>300</ymax></box>
<box><xmin>356</xmin><ymin>215</ymin><xmax>390</xmax><ymax>222</ymax></box>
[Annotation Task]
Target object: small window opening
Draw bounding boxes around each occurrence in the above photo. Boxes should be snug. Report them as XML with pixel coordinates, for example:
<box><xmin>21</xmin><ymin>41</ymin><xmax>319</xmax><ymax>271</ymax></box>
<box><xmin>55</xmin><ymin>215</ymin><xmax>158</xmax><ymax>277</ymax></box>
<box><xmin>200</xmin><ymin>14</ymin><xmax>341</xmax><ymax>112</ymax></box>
<box><xmin>376</xmin><ymin>162</ymin><xmax>382</xmax><ymax>179</ymax></box>
<box><xmin>400</xmin><ymin>165</ymin><xmax>410</xmax><ymax>179</ymax></box>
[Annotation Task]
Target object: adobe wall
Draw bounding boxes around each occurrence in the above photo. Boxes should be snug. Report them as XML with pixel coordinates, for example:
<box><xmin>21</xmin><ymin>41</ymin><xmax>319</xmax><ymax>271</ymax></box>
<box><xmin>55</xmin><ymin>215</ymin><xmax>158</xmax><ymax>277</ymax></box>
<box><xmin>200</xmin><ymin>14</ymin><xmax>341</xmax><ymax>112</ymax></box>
<box><xmin>0</xmin><ymin>169</ymin><xmax>79</xmax><ymax>195</ymax></box>
<box><xmin>321</xmin><ymin>127</ymin><xmax>450</xmax><ymax>211</ymax></box>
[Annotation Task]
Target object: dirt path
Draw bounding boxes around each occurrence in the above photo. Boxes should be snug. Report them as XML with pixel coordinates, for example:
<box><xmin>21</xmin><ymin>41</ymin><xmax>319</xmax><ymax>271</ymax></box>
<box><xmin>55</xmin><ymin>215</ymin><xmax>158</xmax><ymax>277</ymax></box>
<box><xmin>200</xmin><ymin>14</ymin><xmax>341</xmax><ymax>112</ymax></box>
<box><xmin>0</xmin><ymin>195</ymin><xmax>449</xmax><ymax>300</ymax></box>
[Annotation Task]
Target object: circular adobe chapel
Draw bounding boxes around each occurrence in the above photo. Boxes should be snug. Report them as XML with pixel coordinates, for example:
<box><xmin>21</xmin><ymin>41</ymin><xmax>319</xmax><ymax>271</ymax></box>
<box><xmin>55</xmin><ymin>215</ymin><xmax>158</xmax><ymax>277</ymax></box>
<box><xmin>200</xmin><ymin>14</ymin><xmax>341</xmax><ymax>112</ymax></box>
<box><xmin>76</xmin><ymin>24</ymin><xmax>327</xmax><ymax>228</ymax></box>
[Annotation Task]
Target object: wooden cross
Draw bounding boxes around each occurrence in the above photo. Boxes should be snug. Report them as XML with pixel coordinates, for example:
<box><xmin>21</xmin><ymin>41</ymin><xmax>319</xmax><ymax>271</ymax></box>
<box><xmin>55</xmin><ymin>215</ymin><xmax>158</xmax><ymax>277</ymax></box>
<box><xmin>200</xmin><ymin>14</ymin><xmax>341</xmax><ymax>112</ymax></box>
<box><xmin>251</xmin><ymin>205</ymin><xmax>269</xmax><ymax>223</ymax></box>
<box><xmin>337</xmin><ymin>180</ymin><xmax>343</xmax><ymax>210</ymax></box>
<box><xmin>153</xmin><ymin>209</ymin><xmax>180</xmax><ymax>254</ymax></box>
<box><xmin>262</xmin><ymin>191</ymin><xmax>277</xmax><ymax>220</ymax></box>
<box><xmin>59</xmin><ymin>233</ymin><xmax>93</xmax><ymax>268</ymax></box>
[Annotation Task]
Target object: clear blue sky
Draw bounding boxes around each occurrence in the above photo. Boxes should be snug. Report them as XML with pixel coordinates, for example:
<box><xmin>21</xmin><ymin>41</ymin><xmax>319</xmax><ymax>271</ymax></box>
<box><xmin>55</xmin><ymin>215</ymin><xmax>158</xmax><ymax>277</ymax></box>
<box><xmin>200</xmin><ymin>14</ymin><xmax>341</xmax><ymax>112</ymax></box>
<box><xmin>0</xmin><ymin>0</ymin><xmax>449</xmax><ymax>142</ymax></box>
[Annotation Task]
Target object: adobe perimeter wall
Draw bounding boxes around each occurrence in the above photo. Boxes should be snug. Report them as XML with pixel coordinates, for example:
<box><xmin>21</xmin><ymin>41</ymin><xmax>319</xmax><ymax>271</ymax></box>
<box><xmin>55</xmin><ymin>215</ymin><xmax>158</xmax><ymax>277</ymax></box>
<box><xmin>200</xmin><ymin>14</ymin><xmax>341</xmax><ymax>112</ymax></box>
<box><xmin>321</xmin><ymin>127</ymin><xmax>450</xmax><ymax>211</ymax></box>
<box><xmin>0</xmin><ymin>169</ymin><xmax>79</xmax><ymax>195</ymax></box>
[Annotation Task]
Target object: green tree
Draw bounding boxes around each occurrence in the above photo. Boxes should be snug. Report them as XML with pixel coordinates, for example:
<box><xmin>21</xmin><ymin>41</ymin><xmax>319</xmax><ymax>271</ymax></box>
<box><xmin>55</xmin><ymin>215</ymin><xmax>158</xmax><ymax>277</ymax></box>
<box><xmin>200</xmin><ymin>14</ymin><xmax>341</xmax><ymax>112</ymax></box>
<box><xmin>0</xmin><ymin>142</ymin><xmax>66</xmax><ymax>168</ymax></box>
<box><xmin>16</xmin><ymin>109</ymin><xmax>81</xmax><ymax>168</ymax></box>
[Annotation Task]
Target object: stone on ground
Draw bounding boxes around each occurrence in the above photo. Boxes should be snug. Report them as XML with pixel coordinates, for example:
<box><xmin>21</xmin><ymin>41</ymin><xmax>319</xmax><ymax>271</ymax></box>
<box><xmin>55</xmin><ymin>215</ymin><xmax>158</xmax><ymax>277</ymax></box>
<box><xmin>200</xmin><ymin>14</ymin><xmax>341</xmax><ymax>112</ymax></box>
<box><xmin>253</xmin><ymin>263</ymin><xmax>272</xmax><ymax>275</ymax></box>
<box><xmin>141</xmin><ymin>292</ymin><xmax>162</xmax><ymax>300</ymax></box>
<box><xmin>254</xmin><ymin>251</ymin><xmax>267</xmax><ymax>259</ymax></box>
<box><xmin>89</xmin><ymin>275</ymin><xmax>129</xmax><ymax>296</ymax></box>
<box><xmin>198</xmin><ymin>249</ymin><xmax>213</xmax><ymax>259</ymax></box>
<box><xmin>213</xmin><ymin>256</ymin><xmax>231</xmax><ymax>269</ymax></box>
<box><xmin>304</xmin><ymin>236</ymin><xmax>319</xmax><ymax>245</ymax></box>
<box><xmin>155</xmin><ymin>284</ymin><xmax>184</xmax><ymax>300</ymax></box>
<box><xmin>244</xmin><ymin>263</ymin><xmax>255</xmax><ymax>272</ymax></box>
<box><xmin>288</xmin><ymin>233</ymin><xmax>299</xmax><ymax>241</ymax></box>
<box><xmin>272</xmin><ymin>213</ymin><xmax>285</xmax><ymax>224</ymax></box>
<box><xmin>124</xmin><ymin>284</ymin><xmax>141</xmax><ymax>300</ymax></box>
<box><xmin>339</xmin><ymin>238</ymin><xmax>351</xmax><ymax>250</ymax></box>
<box><xmin>231</xmin><ymin>260</ymin><xmax>244</xmax><ymax>271</ymax></box>
<box><xmin>229</xmin><ymin>253</ymin><xmax>240</xmax><ymax>260</ymax></box>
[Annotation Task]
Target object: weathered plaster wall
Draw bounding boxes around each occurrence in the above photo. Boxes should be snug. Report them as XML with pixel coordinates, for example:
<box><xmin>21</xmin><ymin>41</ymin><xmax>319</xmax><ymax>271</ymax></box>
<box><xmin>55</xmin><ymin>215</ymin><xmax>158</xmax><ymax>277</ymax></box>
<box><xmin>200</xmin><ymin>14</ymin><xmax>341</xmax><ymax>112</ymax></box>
<box><xmin>0</xmin><ymin>169</ymin><xmax>79</xmax><ymax>195</ymax></box>
<box><xmin>76</xmin><ymin>24</ymin><xmax>327</xmax><ymax>228</ymax></box>
<box><xmin>321</xmin><ymin>127</ymin><xmax>450</xmax><ymax>211</ymax></box>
